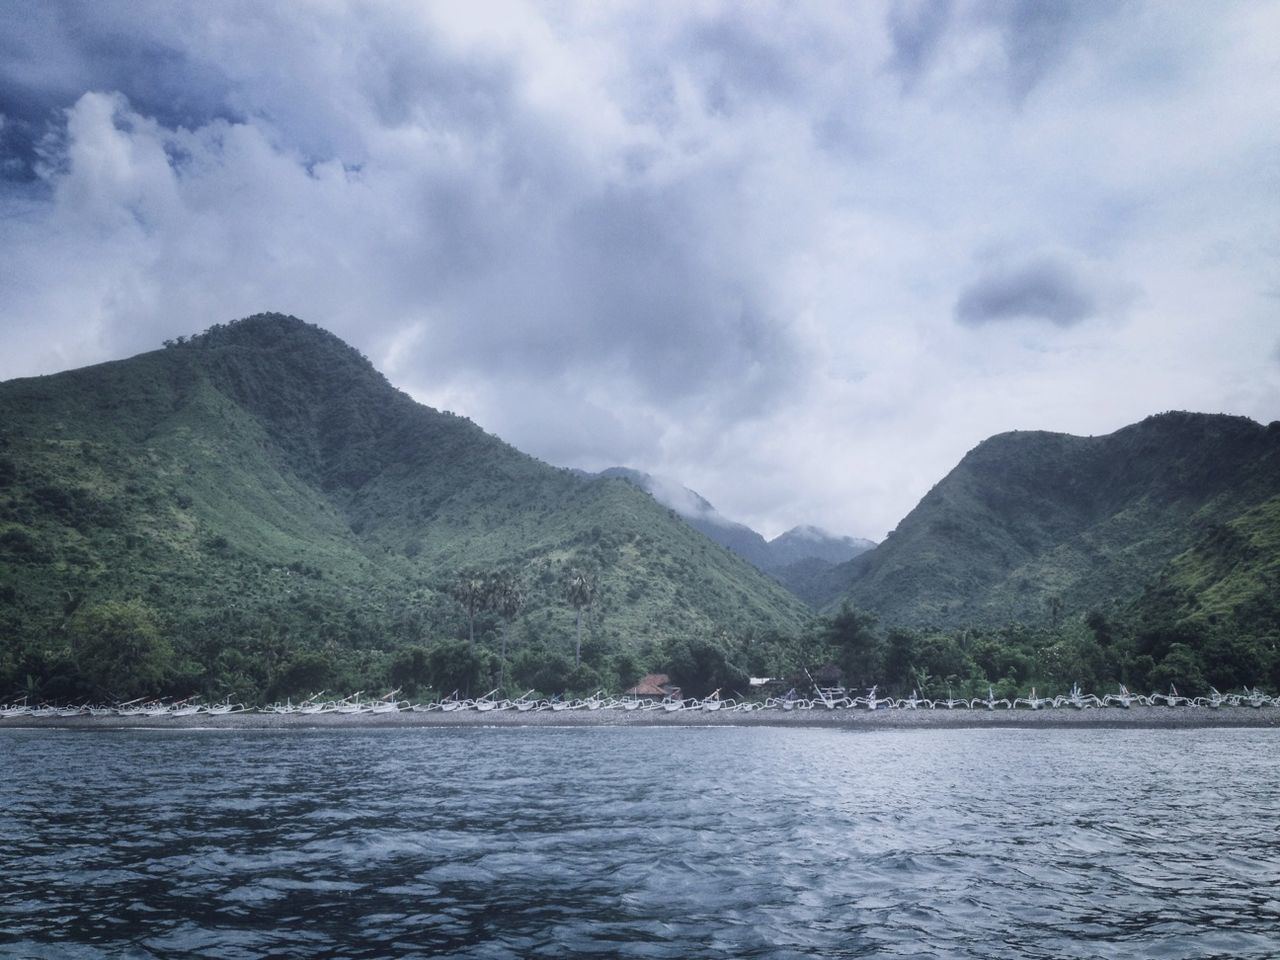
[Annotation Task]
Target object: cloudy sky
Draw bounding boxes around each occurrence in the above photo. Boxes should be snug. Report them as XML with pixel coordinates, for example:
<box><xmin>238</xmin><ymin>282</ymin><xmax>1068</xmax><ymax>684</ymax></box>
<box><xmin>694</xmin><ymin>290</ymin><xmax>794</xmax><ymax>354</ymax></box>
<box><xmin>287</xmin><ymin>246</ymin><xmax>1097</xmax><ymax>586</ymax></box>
<box><xmin>1</xmin><ymin>1</ymin><xmax>1277</xmax><ymax>540</ymax></box>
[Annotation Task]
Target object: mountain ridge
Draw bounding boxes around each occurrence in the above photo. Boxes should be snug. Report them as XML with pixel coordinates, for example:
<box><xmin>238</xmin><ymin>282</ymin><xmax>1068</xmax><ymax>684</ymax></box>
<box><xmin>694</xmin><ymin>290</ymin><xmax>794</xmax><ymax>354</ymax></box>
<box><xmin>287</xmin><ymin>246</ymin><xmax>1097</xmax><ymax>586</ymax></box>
<box><xmin>822</xmin><ymin>411</ymin><xmax>1280</xmax><ymax>627</ymax></box>
<box><xmin>0</xmin><ymin>314</ymin><xmax>811</xmax><ymax>700</ymax></box>
<box><xmin>582</xmin><ymin>466</ymin><xmax>874</xmax><ymax>597</ymax></box>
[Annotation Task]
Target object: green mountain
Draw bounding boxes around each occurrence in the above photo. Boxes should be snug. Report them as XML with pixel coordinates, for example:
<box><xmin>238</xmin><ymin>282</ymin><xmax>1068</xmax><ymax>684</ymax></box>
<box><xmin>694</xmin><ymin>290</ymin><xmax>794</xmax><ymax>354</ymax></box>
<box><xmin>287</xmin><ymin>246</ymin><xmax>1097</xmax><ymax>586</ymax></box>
<box><xmin>824</xmin><ymin>412</ymin><xmax>1280</xmax><ymax>627</ymax></box>
<box><xmin>1130</xmin><ymin>493</ymin><xmax>1280</xmax><ymax>635</ymax></box>
<box><xmin>0</xmin><ymin>314</ymin><xmax>810</xmax><ymax>699</ymax></box>
<box><xmin>589</xmin><ymin>467</ymin><xmax>875</xmax><ymax>600</ymax></box>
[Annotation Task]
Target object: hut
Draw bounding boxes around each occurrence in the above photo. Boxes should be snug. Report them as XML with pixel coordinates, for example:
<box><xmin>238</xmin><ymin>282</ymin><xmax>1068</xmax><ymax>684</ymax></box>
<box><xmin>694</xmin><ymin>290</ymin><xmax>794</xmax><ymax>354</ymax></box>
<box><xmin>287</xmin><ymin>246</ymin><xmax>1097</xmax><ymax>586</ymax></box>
<box><xmin>624</xmin><ymin>673</ymin><xmax>682</xmax><ymax>699</ymax></box>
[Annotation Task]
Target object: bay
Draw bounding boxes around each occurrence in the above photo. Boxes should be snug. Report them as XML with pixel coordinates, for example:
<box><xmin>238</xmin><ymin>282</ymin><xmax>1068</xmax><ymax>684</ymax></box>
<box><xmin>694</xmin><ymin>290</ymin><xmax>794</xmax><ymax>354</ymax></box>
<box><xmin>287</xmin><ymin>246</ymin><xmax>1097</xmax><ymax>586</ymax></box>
<box><xmin>2</xmin><ymin>727</ymin><xmax>1278</xmax><ymax>959</ymax></box>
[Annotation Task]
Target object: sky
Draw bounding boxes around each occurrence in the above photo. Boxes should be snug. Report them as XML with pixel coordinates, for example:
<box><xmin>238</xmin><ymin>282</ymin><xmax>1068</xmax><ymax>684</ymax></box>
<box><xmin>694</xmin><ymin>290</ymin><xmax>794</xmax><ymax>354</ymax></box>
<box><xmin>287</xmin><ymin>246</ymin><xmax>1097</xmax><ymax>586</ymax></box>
<box><xmin>1</xmin><ymin>1</ymin><xmax>1278</xmax><ymax>541</ymax></box>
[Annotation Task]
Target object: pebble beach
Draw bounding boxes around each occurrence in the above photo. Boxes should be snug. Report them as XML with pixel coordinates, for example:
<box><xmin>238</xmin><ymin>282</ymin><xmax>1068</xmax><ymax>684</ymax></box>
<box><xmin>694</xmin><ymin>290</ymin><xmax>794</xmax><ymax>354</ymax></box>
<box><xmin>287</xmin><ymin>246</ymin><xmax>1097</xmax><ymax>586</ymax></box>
<box><xmin>6</xmin><ymin>704</ymin><xmax>1279</xmax><ymax>731</ymax></box>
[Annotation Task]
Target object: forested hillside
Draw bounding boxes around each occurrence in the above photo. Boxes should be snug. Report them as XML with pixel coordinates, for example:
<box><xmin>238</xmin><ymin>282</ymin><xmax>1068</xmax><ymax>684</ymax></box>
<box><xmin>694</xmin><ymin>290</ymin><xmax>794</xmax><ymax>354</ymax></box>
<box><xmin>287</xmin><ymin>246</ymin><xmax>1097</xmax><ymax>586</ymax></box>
<box><xmin>591</xmin><ymin>468</ymin><xmax>875</xmax><ymax>603</ymax></box>
<box><xmin>824</xmin><ymin>413</ymin><xmax>1280</xmax><ymax>627</ymax></box>
<box><xmin>3</xmin><ymin>317</ymin><xmax>1276</xmax><ymax>705</ymax></box>
<box><xmin>0</xmin><ymin>314</ymin><xmax>810</xmax><ymax>702</ymax></box>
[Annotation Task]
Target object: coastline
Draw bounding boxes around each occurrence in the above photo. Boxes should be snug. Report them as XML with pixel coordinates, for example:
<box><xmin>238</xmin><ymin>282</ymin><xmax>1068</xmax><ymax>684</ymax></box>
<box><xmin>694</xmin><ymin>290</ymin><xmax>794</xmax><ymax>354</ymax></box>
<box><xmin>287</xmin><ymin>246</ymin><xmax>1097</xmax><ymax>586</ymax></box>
<box><xmin>4</xmin><ymin>704</ymin><xmax>1279</xmax><ymax>731</ymax></box>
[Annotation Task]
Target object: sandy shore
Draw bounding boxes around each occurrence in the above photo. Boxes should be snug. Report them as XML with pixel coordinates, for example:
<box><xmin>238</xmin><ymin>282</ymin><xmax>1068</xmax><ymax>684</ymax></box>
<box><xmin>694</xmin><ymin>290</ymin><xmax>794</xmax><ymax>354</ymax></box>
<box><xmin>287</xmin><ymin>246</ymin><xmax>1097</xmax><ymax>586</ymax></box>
<box><xmin>4</xmin><ymin>705</ymin><xmax>1279</xmax><ymax>731</ymax></box>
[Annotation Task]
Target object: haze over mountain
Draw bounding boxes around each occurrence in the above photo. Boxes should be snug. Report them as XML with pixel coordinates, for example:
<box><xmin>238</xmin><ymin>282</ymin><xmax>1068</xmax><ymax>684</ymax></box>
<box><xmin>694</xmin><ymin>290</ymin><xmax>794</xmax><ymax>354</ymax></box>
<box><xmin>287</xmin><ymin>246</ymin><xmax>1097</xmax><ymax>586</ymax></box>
<box><xmin>585</xmin><ymin>467</ymin><xmax>874</xmax><ymax>598</ymax></box>
<box><xmin>0</xmin><ymin>314</ymin><xmax>811</xmax><ymax>697</ymax></box>
<box><xmin>822</xmin><ymin>412</ymin><xmax>1280</xmax><ymax>628</ymax></box>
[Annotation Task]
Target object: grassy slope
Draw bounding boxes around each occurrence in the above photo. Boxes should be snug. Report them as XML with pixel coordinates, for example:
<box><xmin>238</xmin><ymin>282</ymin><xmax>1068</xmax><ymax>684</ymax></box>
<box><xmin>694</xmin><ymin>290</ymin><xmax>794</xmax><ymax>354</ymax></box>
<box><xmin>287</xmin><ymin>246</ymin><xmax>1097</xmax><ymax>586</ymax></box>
<box><xmin>0</xmin><ymin>315</ymin><xmax>809</xmax><ymax>667</ymax></box>
<box><xmin>824</xmin><ymin>413</ymin><xmax>1280</xmax><ymax>627</ymax></box>
<box><xmin>1130</xmin><ymin>494</ymin><xmax>1280</xmax><ymax>633</ymax></box>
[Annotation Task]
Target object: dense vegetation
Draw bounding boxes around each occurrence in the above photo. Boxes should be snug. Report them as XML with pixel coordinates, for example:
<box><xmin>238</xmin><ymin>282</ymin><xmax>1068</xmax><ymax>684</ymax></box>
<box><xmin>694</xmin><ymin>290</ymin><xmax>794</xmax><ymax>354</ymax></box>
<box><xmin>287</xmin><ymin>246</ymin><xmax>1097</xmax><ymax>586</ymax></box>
<box><xmin>0</xmin><ymin>314</ymin><xmax>811</xmax><ymax>703</ymax></box>
<box><xmin>592</xmin><ymin>467</ymin><xmax>875</xmax><ymax>597</ymax></box>
<box><xmin>823</xmin><ymin>413</ymin><xmax>1280</xmax><ymax>628</ymax></box>
<box><xmin>1</xmin><ymin>315</ymin><xmax>1275</xmax><ymax>704</ymax></box>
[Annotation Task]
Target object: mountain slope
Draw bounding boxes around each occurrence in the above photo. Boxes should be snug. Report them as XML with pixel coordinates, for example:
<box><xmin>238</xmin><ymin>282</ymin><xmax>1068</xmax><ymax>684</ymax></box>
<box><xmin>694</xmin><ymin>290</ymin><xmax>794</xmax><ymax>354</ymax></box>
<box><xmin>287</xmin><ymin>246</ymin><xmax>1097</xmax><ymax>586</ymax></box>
<box><xmin>590</xmin><ymin>468</ymin><xmax>874</xmax><ymax>594</ymax></box>
<box><xmin>767</xmin><ymin>525</ymin><xmax>874</xmax><ymax>569</ymax></box>
<box><xmin>1130</xmin><ymin>493</ymin><xmax>1280</xmax><ymax>636</ymax></box>
<box><xmin>824</xmin><ymin>413</ymin><xmax>1280</xmax><ymax>627</ymax></box>
<box><xmin>594</xmin><ymin>467</ymin><xmax>776</xmax><ymax>568</ymax></box>
<box><xmin>0</xmin><ymin>314</ymin><xmax>811</xmax><ymax>696</ymax></box>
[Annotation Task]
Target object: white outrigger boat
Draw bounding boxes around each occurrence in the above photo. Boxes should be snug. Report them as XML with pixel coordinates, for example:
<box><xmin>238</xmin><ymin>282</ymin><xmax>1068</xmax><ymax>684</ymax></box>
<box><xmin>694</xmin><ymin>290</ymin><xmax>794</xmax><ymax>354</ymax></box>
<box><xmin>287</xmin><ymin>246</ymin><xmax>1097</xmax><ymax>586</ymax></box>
<box><xmin>438</xmin><ymin>691</ymin><xmax>467</xmax><ymax>712</ymax></box>
<box><xmin>512</xmin><ymin>691</ymin><xmax>540</xmax><ymax>712</ymax></box>
<box><xmin>473</xmin><ymin>689</ymin><xmax>502</xmax><ymax>712</ymax></box>
<box><xmin>1102</xmin><ymin>685</ymin><xmax>1134</xmax><ymax>709</ymax></box>
<box><xmin>938</xmin><ymin>685</ymin><xmax>968</xmax><ymax>710</ymax></box>
<box><xmin>334</xmin><ymin>692</ymin><xmax>368</xmax><ymax>714</ymax></box>
<box><xmin>896</xmin><ymin>689</ymin><xmax>930</xmax><ymax>709</ymax></box>
<box><xmin>368</xmin><ymin>690</ymin><xmax>406</xmax><ymax>714</ymax></box>
<box><xmin>973</xmin><ymin>686</ymin><xmax>1009</xmax><ymax>711</ymax></box>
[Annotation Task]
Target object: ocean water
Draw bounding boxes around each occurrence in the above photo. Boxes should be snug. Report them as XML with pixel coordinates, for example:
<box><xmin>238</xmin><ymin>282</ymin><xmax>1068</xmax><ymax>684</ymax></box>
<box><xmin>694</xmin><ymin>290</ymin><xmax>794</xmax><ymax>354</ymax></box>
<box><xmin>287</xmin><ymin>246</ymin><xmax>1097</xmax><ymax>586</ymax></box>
<box><xmin>1</xmin><ymin>726</ymin><xmax>1277</xmax><ymax>959</ymax></box>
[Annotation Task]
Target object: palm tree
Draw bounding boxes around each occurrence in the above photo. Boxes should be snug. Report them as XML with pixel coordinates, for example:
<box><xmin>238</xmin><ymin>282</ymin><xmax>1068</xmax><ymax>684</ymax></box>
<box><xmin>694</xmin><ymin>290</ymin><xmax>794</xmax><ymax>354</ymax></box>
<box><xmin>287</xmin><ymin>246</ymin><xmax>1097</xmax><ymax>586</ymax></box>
<box><xmin>565</xmin><ymin>568</ymin><xmax>595</xmax><ymax>668</ymax></box>
<box><xmin>448</xmin><ymin>570</ymin><xmax>490</xmax><ymax>649</ymax></box>
<box><xmin>492</xmin><ymin>570</ymin><xmax>524</xmax><ymax>687</ymax></box>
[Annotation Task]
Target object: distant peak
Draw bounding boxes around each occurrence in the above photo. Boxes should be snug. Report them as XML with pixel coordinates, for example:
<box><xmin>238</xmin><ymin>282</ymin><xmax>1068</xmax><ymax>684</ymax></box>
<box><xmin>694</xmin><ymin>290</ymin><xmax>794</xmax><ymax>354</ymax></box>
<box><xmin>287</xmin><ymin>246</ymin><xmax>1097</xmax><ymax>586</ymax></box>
<box><xmin>774</xmin><ymin>524</ymin><xmax>833</xmax><ymax>543</ymax></box>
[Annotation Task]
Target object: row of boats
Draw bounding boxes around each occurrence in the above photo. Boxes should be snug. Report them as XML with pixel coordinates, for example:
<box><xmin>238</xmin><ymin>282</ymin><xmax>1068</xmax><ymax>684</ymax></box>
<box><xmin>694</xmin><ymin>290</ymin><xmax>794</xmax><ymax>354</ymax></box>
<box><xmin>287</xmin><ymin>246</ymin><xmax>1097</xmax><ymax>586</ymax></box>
<box><xmin>3</xmin><ymin>684</ymin><xmax>1276</xmax><ymax>718</ymax></box>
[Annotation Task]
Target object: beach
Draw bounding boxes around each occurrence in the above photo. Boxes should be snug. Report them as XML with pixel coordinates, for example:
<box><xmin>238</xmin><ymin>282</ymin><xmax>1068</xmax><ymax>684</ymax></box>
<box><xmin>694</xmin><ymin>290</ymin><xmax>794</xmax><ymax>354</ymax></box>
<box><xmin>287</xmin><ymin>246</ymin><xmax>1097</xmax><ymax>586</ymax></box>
<box><xmin>5</xmin><ymin>704</ymin><xmax>1279</xmax><ymax>731</ymax></box>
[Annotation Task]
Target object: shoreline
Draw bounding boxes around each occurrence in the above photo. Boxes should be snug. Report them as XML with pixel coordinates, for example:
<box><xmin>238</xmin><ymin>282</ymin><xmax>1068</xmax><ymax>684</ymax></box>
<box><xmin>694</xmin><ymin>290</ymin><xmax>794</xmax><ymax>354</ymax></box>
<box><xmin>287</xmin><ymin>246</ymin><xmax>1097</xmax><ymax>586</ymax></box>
<box><xmin>4</xmin><ymin>704</ymin><xmax>1279</xmax><ymax>731</ymax></box>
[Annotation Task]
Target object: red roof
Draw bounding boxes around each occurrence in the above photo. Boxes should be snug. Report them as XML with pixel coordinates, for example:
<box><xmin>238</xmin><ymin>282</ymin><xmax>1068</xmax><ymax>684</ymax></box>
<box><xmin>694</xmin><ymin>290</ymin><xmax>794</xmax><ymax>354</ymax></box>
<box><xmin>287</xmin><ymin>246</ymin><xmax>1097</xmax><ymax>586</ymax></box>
<box><xmin>625</xmin><ymin>673</ymin><xmax>679</xmax><ymax>697</ymax></box>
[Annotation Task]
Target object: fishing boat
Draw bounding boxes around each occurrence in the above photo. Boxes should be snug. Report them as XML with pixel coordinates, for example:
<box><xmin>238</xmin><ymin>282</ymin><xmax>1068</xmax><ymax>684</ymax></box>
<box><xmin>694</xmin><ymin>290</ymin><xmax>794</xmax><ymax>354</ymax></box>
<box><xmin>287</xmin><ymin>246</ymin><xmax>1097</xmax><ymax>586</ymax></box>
<box><xmin>334</xmin><ymin>693</ymin><xmax>368</xmax><ymax>714</ymax></box>
<box><xmin>1102</xmin><ymin>685</ymin><xmax>1133</xmax><ymax>709</ymax></box>
<box><xmin>512</xmin><ymin>691</ymin><xmax>540</xmax><ymax>712</ymax></box>
<box><xmin>973</xmin><ymin>686</ymin><xmax>1009</xmax><ymax>711</ymax></box>
<box><xmin>473</xmin><ymin>689</ymin><xmax>501</xmax><ymax>712</ymax></box>
<box><xmin>438</xmin><ymin>691</ymin><xmax>467</xmax><ymax>712</ymax></box>
<box><xmin>1013</xmin><ymin>688</ymin><xmax>1049</xmax><ymax>710</ymax></box>
<box><xmin>368</xmin><ymin>690</ymin><xmax>405</xmax><ymax>714</ymax></box>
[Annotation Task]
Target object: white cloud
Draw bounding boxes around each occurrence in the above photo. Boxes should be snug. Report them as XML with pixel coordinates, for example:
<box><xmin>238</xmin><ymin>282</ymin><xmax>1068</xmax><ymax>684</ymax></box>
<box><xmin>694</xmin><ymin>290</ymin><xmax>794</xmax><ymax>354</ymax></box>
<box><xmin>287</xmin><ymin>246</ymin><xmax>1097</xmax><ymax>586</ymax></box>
<box><xmin>0</xmin><ymin>0</ymin><xmax>1277</xmax><ymax>541</ymax></box>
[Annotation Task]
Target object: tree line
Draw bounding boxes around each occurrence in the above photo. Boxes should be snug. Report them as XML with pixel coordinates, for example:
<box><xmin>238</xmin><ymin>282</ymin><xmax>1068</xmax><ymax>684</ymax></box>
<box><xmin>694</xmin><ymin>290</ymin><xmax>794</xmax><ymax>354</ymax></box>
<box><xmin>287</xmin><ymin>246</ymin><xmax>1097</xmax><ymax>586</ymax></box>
<box><xmin>4</xmin><ymin>580</ymin><xmax>1276</xmax><ymax>706</ymax></box>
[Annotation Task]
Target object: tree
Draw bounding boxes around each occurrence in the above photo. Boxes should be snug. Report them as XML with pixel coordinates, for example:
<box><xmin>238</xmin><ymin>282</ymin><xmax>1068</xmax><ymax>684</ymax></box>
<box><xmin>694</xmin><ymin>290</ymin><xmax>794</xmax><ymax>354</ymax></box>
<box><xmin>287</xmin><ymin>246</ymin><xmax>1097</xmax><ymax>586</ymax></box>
<box><xmin>663</xmin><ymin>636</ymin><xmax>747</xmax><ymax>700</ymax></box>
<box><xmin>1149</xmin><ymin>642</ymin><xmax>1208</xmax><ymax>695</ymax></box>
<box><xmin>883</xmin><ymin>628</ymin><xmax>920</xmax><ymax>690</ymax></box>
<box><xmin>1047</xmin><ymin>595</ymin><xmax>1065</xmax><ymax>631</ymax></box>
<box><xmin>390</xmin><ymin>646</ymin><xmax>432</xmax><ymax>697</ymax></box>
<box><xmin>271</xmin><ymin>652</ymin><xmax>331</xmax><ymax>699</ymax></box>
<box><xmin>491</xmin><ymin>570</ymin><xmax>525</xmax><ymax>688</ymax></box>
<box><xmin>426</xmin><ymin>641</ymin><xmax>486</xmax><ymax>696</ymax></box>
<box><xmin>565</xmin><ymin>568</ymin><xmax>595</xmax><ymax>667</ymax></box>
<box><xmin>448</xmin><ymin>570</ymin><xmax>490</xmax><ymax>649</ymax></box>
<box><xmin>822</xmin><ymin>603</ymin><xmax>881</xmax><ymax>690</ymax></box>
<box><xmin>69</xmin><ymin>600</ymin><xmax>172</xmax><ymax>699</ymax></box>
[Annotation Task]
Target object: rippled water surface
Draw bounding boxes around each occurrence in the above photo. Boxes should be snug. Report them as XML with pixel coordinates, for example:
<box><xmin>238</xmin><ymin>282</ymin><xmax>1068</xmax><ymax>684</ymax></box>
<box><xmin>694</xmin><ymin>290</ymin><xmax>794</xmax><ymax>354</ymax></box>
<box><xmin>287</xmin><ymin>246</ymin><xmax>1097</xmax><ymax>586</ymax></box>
<box><xmin>2</xmin><ymin>727</ymin><xmax>1278</xmax><ymax>958</ymax></box>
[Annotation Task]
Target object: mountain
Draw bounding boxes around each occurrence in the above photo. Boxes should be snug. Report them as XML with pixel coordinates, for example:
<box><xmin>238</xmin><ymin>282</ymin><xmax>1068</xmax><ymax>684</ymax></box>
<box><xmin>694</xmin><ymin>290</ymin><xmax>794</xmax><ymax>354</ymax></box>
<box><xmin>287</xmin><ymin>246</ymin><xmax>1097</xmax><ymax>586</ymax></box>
<box><xmin>822</xmin><ymin>412</ymin><xmax>1280</xmax><ymax>627</ymax></box>
<box><xmin>767</xmin><ymin>526</ymin><xmax>875</xmax><ymax>567</ymax></box>
<box><xmin>594</xmin><ymin>467</ymin><xmax>776</xmax><ymax>569</ymax></box>
<box><xmin>0</xmin><ymin>314</ymin><xmax>811</xmax><ymax>699</ymax></box>
<box><xmin>1130</xmin><ymin>493</ymin><xmax>1280</xmax><ymax>637</ymax></box>
<box><xmin>587</xmin><ymin>468</ymin><xmax>874</xmax><ymax>595</ymax></box>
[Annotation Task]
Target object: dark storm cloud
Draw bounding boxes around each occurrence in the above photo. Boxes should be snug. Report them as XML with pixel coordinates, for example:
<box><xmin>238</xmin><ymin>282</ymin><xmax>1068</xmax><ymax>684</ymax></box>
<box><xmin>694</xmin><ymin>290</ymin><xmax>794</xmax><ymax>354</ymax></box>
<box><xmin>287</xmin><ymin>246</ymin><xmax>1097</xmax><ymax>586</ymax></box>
<box><xmin>0</xmin><ymin>2</ymin><xmax>239</xmax><ymax>180</ymax></box>
<box><xmin>954</xmin><ymin>258</ymin><xmax>1097</xmax><ymax>328</ymax></box>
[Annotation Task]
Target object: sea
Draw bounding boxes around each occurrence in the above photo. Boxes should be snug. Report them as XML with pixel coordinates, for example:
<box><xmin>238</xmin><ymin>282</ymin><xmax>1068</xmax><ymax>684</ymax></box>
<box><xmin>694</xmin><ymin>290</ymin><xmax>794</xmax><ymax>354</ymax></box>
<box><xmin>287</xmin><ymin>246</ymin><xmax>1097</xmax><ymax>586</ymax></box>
<box><xmin>1</xmin><ymin>726</ymin><xmax>1277</xmax><ymax>959</ymax></box>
